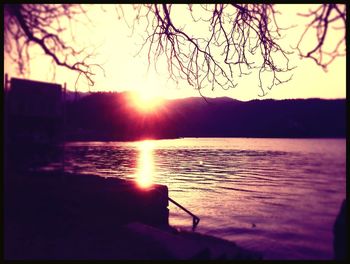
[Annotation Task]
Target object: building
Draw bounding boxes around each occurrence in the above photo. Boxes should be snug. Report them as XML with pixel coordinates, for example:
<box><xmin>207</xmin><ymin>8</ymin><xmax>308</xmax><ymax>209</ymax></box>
<box><xmin>6</xmin><ymin>77</ymin><xmax>64</xmax><ymax>146</ymax></box>
<box><xmin>4</xmin><ymin>77</ymin><xmax>66</xmax><ymax>171</ymax></box>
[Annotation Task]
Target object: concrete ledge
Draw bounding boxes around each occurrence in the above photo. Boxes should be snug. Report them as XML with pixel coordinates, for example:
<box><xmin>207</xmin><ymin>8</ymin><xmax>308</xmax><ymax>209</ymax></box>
<box><xmin>6</xmin><ymin>170</ymin><xmax>169</xmax><ymax>227</ymax></box>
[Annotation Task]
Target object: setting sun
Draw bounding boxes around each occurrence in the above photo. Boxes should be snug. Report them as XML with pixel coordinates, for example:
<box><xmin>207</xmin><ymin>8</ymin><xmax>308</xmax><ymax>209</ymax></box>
<box><xmin>130</xmin><ymin>91</ymin><xmax>164</xmax><ymax>112</ymax></box>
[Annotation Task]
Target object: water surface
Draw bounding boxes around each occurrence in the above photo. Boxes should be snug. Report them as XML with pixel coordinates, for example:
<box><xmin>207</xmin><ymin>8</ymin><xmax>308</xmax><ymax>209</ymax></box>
<box><xmin>56</xmin><ymin>138</ymin><xmax>345</xmax><ymax>260</ymax></box>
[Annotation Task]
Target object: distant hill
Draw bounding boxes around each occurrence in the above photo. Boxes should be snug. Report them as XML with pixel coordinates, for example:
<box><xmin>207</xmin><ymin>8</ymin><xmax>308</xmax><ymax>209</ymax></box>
<box><xmin>64</xmin><ymin>90</ymin><xmax>90</xmax><ymax>101</ymax></box>
<box><xmin>64</xmin><ymin>92</ymin><xmax>346</xmax><ymax>141</ymax></box>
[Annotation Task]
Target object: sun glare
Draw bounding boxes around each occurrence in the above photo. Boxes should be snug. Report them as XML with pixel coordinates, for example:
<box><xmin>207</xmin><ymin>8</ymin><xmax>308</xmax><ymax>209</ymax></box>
<box><xmin>130</xmin><ymin>90</ymin><xmax>164</xmax><ymax>113</ymax></box>
<box><xmin>136</xmin><ymin>140</ymin><xmax>155</xmax><ymax>188</ymax></box>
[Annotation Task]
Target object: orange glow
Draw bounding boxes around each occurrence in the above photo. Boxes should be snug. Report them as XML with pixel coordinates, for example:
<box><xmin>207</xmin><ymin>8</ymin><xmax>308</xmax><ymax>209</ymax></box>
<box><xmin>130</xmin><ymin>91</ymin><xmax>164</xmax><ymax>113</ymax></box>
<box><xmin>136</xmin><ymin>140</ymin><xmax>155</xmax><ymax>188</ymax></box>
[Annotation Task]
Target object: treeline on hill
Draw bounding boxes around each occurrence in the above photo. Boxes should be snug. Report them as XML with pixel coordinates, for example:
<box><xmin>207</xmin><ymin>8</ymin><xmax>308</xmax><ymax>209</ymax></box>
<box><xmin>64</xmin><ymin>92</ymin><xmax>346</xmax><ymax>141</ymax></box>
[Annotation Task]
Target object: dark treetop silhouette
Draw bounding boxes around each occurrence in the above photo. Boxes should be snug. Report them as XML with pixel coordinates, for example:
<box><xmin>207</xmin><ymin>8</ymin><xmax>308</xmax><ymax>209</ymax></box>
<box><xmin>62</xmin><ymin>92</ymin><xmax>345</xmax><ymax>141</ymax></box>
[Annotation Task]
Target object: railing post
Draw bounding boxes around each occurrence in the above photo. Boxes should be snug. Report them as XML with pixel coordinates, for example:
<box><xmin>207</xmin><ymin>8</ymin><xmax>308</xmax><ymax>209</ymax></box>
<box><xmin>152</xmin><ymin>186</ymin><xmax>200</xmax><ymax>231</ymax></box>
<box><xmin>168</xmin><ymin>197</ymin><xmax>200</xmax><ymax>231</ymax></box>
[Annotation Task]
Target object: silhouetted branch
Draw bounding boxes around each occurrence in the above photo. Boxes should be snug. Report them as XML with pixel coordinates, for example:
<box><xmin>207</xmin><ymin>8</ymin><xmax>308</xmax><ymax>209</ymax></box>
<box><xmin>296</xmin><ymin>4</ymin><xmax>346</xmax><ymax>70</ymax></box>
<box><xmin>4</xmin><ymin>4</ymin><xmax>102</xmax><ymax>86</ymax></box>
<box><xmin>121</xmin><ymin>4</ymin><xmax>296</xmax><ymax>95</ymax></box>
<box><xmin>4</xmin><ymin>4</ymin><xmax>346</xmax><ymax>95</ymax></box>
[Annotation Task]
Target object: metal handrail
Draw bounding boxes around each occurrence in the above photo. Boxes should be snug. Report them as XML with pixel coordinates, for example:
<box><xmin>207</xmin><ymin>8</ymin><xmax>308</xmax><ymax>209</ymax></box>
<box><xmin>168</xmin><ymin>197</ymin><xmax>200</xmax><ymax>231</ymax></box>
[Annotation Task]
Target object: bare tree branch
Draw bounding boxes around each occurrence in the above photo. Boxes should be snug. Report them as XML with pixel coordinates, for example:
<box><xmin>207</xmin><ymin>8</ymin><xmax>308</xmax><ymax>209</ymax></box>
<box><xmin>4</xmin><ymin>4</ymin><xmax>103</xmax><ymax>87</ymax></box>
<box><xmin>3</xmin><ymin>4</ymin><xmax>346</xmax><ymax>96</ymax></box>
<box><xmin>121</xmin><ymin>4</ymin><xmax>297</xmax><ymax>96</ymax></box>
<box><xmin>295</xmin><ymin>4</ymin><xmax>346</xmax><ymax>70</ymax></box>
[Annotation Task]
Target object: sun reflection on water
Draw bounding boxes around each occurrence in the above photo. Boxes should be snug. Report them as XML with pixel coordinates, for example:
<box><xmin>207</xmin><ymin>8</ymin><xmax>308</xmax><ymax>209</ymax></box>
<box><xmin>136</xmin><ymin>140</ymin><xmax>155</xmax><ymax>188</ymax></box>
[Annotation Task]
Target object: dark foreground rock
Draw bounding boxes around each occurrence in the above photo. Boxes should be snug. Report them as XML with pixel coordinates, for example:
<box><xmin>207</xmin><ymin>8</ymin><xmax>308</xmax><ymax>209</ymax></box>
<box><xmin>333</xmin><ymin>199</ymin><xmax>347</xmax><ymax>260</ymax></box>
<box><xmin>4</xmin><ymin>169</ymin><xmax>261</xmax><ymax>260</ymax></box>
<box><xmin>126</xmin><ymin>222</ymin><xmax>262</xmax><ymax>260</ymax></box>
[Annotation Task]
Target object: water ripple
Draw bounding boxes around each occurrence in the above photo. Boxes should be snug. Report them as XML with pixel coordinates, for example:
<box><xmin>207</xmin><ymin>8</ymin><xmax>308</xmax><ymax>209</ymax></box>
<box><xmin>52</xmin><ymin>138</ymin><xmax>346</xmax><ymax>260</ymax></box>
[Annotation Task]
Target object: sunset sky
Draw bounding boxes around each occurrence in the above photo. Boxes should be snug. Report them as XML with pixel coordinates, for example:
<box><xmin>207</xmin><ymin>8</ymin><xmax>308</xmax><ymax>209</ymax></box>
<box><xmin>4</xmin><ymin>4</ymin><xmax>346</xmax><ymax>101</ymax></box>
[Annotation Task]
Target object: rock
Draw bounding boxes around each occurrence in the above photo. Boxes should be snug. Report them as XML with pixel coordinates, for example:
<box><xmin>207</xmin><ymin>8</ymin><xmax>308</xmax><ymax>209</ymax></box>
<box><xmin>333</xmin><ymin>199</ymin><xmax>347</xmax><ymax>260</ymax></box>
<box><xmin>125</xmin><ymin>222</ymin><xmax>206</xmax><ymax>259</ymax></box>
<box><xmin>125</xmin><ymin>222</ymin><xmax>262</xmax><ymax>260</ymax></box>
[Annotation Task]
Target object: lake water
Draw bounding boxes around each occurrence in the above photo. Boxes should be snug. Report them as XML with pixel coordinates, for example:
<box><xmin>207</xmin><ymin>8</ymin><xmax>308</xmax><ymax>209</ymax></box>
<box><xmin>55</xmin><ymin>138</ymin><xmax>345</xmax><ymax>260</ymax></box>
